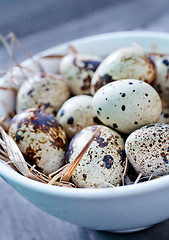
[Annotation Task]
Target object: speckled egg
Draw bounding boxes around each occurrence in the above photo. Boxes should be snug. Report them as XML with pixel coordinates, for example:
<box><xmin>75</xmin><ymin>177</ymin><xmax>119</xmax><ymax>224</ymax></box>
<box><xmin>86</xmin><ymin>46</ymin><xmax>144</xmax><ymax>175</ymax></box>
<box><xmin>8</xmin><ymin>108</ymin><xmax>67</xmax><ymax>175</ymax></box>
<box><xmin>92</xmin><ymin>79</ymin><xmax>162</xmax><ymax>134</ymax></box>
<box><xmin>125</xmin><ymin>124</ymin><xmax>169</xmax><ymax>177</ymax></box>
<box><xmin>59</xmin><ymin>53</ymin><xmax>101</xmax><ymax>95</ymax></box>
<box><xmin>91</xmin><ymin>46</ymin><xmax>156</xmax><ymax>94</ymax></box>
<box><xmin>56</xmin><ymin>95</ymin><xmax>101</xmax><ymax>139</ymax></box>
<box><xmin>16</xmin><ymin>73</ymin><xmax>70</xmax><ymax>115</ymax></box>
<box><xmin>158</xmin><ymin>108</ymin><xmax>169</xmax><ymax>124</ymax></box>
<box><xmin>153</xmin><ymin>56</ymin><xmax>169</xmax><ymax>107</ymax></box>
<box><xmin>3</xmin><ymin>64</ymin><xmax>40</xmax><ymax>90</ymax></box>
<box><xmin>67</xmin><ymin>125</ymin><xmax>125</xmax><ymax>188</ymax></box>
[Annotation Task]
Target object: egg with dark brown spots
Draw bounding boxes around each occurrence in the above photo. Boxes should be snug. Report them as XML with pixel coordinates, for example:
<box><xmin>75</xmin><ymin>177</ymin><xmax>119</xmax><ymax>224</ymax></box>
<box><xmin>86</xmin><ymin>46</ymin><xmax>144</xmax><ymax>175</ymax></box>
<box><xmin>92</xmin><ymin>79</ymin><xmax>162</xmax><ymax>134</ymax></box>
<box><xmin>67</xmin><ymin>125</ymin><xmax>125</xmax><ymax>188</ymax></box>
<box><xmin>153</xmin><ymin>56</ymin><xmax>169</xmax><ymax>107</ymax></box>
<box><xmin>59</xmin><ymin>53</ymin><xmax>101</xmax><ymax>95</ymax></box>
<box><xmin>56</xmin><ymin>95</ymin><xmax>101</xmax><ymax>139</ymax></box>
<box><xmin>8</xmin><ymin>109</ymin><xmax>67</xmax><ymax>174</ymax></box>
<box><xmin>125</xmin><ymin>124</ymin><xmax>169</xmax><ymax>177</ymax></box>
<box><xmin>16</xmin><ymin>73</ymin><xmax>70</xmax><ymax>115</ymax></box>
<box><xmin>91</xmin><ymin>46</ymin><xmax>156</xmax><ymax>94</ymax></box>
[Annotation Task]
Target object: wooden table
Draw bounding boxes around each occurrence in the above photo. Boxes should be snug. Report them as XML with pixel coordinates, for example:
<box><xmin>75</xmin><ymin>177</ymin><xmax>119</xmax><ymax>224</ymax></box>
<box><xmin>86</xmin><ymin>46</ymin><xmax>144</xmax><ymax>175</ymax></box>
<box><xmin>0</xmin><ymin>0</ymin><xmax>169</xmax><ymax>239</ymax></box>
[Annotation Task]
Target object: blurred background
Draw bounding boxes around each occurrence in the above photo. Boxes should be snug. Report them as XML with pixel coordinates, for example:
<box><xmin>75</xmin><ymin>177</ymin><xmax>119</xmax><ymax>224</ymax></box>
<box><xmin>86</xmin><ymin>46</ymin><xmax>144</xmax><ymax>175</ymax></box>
<box><xmin>1</xmin><ymin>0</ymin><xmax>169</xmax><ymax>240</ymax></box>
<box><xmin>0</xmin><ymin>0</ymin><xmax>169</xmax><ymax>66</ymax></box>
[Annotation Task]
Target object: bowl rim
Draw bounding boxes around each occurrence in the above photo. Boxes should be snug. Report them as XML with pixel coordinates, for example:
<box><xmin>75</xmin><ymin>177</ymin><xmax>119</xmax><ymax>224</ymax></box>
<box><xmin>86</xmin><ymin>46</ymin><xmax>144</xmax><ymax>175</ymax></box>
<box><xmin>1</xmin><ymin>30</ymin><xmax>169</xmax><ymax>199</ymax></box>
<box><xmin>33</xmin><ymin>30</ymin><xmax>169</xmax><ymax>59</ymax></box>
<box><xmin>1</xmin><ymin>160</ymin><xmax>169</xmax><ymax>199</ymax></box>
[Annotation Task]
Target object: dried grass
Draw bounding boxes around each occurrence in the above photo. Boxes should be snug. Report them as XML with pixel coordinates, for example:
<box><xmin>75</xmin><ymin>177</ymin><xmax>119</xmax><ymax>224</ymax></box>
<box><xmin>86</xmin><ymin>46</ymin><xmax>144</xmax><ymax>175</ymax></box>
<box><xmin>42</xmin><ymin>45</ymin><xmax>78</xmax><ymax>59</ymax></box>
<box><xmin>0</xmin><ymin>126</ymin><xmax>101</xmax><ymax>188</ymax></box>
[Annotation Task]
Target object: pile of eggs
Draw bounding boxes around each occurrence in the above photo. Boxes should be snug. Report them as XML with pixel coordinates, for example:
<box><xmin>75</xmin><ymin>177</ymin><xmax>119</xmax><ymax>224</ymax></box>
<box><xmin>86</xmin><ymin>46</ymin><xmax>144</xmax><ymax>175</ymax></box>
<box><xmin>5</xmin><ymin>45</ymin><xmax>169</xmax><ymax>188</ymax></box>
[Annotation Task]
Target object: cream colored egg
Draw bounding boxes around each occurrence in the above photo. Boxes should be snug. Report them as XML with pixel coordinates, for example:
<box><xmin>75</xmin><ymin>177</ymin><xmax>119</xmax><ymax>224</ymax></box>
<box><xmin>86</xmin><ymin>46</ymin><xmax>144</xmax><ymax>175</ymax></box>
<box><xmin>92</xmin><ymin>79</ymin><xmax>162</xmax><ymax>134</ymax></box>
<box><xmin>57</xmin><ymin>95</ymin><xmax>101</xmax><ymax>139</ymax></box>
<box><xmin>153</xmin><ymin>56</ymin><xmax>169</xmax><ymax>107</ymax></box>
<box><xmin>8</xmin><ymin>109</ymin><xmax>67</xmax><ymax>175</ymax></box>
<box><xmin>16</xmin><ymin>73</ymin><xmax>70</xmax><ymax>115</ymax></box>
<box><xmin>59</xmin><ymin>53</ymin><xmax>101</xmax><ymax>95</ymax></box>
<box><xmin>125</xmin><ymin>124</ymin><xmax>169</xmax><ymax>177</ymax></box>
<box><xmin>91</xmin><ymin>46</ymin><xmax>156</xmax><ymax>94</ymax></box>
<box><xmin>67</xmin><ymin>125</ymin><xmax>125</xmax><ymax>188</ymax></box>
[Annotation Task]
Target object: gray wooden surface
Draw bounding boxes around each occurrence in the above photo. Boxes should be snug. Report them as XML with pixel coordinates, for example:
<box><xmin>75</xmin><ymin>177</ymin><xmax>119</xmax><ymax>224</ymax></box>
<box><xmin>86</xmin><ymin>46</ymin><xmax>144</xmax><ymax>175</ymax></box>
<box><xmin>1</xmin><ymin>0</ymin><xmax>169</xmax><ymax>239</ymax></box>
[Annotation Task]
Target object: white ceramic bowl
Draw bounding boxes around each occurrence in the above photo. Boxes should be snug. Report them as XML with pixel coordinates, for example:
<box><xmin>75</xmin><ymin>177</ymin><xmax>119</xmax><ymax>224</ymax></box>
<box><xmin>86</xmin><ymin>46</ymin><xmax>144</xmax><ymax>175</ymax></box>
<box><xmin>1</xmin><ymin>31</ymin><xmax>169</xmax><ymax>233</ymax></box>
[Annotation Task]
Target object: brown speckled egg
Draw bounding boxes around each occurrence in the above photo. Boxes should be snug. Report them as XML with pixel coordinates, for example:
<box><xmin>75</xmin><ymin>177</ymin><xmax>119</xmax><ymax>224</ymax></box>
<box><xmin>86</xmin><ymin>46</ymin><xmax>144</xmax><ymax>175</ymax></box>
<box><xmin>67</xmin><ymin>125</ymin><xmax>125</xmax><ymax>188</ymax></box>
<box><xmin>8</xmin><ymin>109</ymin><xmax>67</xmax><ymax>175</ymax></box>
<box><xmin>91</xmin><ymin>46</ymin><xmax>156</xmax><ymax>94</ymax></box>
<box><xmin>16</xmin><ymin>73</ymin><xmax>70</xmax><ymax>115</ymax></box>
<box><xmin>153</xmin><ymin>56</ymin><xmax>169</xmax><ymax>107</ymax></box>
<box><xmin>59</xmin><ymin>53</ymin><xmax>101</xmax><ymax>95</ymax></box>
<box><xmin>125</xmin><ymin>124</ymin><xmax>169</xmax><ymax>177</ymax></box>
<box><xmin>56</xmin><ymin>95</ymin><xmax>101</xmax><ymax>139</ymax></box>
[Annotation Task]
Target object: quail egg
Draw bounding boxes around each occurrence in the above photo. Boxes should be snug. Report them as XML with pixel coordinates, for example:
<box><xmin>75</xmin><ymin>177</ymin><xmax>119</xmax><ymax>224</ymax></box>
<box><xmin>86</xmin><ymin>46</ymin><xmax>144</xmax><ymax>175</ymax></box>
<box><xmin>8</xmin><ymin>108</ymin><xmax>67</xmax><ymax>174</ymax></box>
<box><xmin>92</xmin><ymin>79</ymin><xmax>162</xmax><ymax>134</ymax></box>
<box><xmin>91</xmin><ymin>46</ymin><xmax>156</xmax><ymax>94</ymax></box>
<box><xmin>57</xmin><ymin>95</ymin><xmax>101</xmax><ymax>139</ymax></box>
<box><xmin>125</xmin><ymin>124</ymin><xmax>169</xmax><ymax>177</ymax></box>
<box><xmin>16</xmin><ymin>73</ymin><xmax>70</xmax><ymax>115</ymax></box>
<box><xmin>158</xmin><ymin>108</ymin><xmax>169</xmax><ymax>124</ymax></box>
<box><xmin>3</xmin><ymin>64</ymin><xmax>40</xmax><ymax>90</ymax></box>
<box><xmin>67</xmin><ymin>125</ymin><xmax>125</xmax><ymax>188</ymax></box>
<box><xmin>59</xmin><ymin>52</ymin><xmax>101</xmax><ymax>95</ymax></box>
<box><xmin>153</xmin><ymin>56</ymin><xmax>169</xmax><ymax>107</ymax></box>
